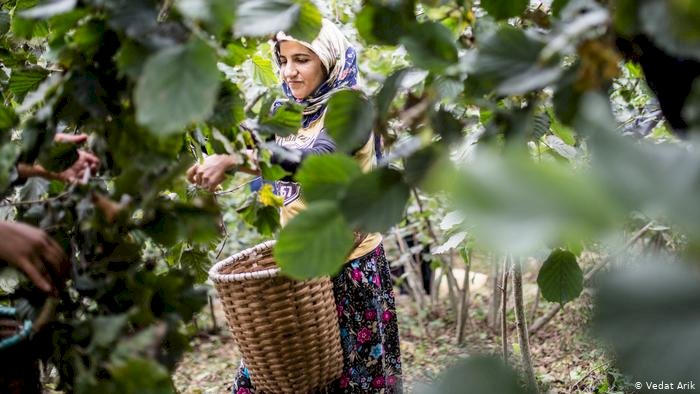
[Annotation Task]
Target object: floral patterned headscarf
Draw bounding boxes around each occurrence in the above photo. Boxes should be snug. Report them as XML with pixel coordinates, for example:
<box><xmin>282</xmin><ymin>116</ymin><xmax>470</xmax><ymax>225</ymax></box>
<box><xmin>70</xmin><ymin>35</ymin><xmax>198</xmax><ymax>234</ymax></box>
<box><xmin>272</xmin><ymin>19</ymin><xmax>359</xmax><ymax>128</ymax></box>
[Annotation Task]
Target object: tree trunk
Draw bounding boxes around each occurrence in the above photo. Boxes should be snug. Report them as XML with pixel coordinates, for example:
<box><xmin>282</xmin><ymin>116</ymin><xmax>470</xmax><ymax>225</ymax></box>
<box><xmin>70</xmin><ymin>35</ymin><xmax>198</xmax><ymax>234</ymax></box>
<box><xmin>512</xmin><ymin>256</ymin><xmax>539</xmax><ymax>393</ymax></box>
<box><xmin>529</xmin><ymin>287</ymin><xmax>540</xmax><ymax>324</ymax></box>
<box><xmin>456</xmin><ymin>249</ymin><xmax>471</xmax><ymax>345</ymax></box>
<box><xmin>500</xmin><ymin>256</ymin><xmax>510</xmax><ymax>363</ymax></box>
<box><xmin>488</xmin><ymin>257</ymin><xmax>502</xmax><ymax>330</ymax></box>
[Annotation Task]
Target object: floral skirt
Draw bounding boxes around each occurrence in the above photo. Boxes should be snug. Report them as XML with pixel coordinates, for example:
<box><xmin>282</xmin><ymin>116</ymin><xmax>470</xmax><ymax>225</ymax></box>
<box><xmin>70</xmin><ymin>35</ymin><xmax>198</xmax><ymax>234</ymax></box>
<box><xmin>232</xmin><ymin>244</ymin><xmax>403</xmax><ymax>393</ymax></box>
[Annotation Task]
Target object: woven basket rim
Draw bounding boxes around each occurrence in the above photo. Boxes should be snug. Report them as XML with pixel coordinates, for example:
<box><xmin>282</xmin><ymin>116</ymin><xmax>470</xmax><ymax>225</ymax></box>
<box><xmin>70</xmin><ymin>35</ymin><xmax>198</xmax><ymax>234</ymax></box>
<box><xmin>209</xmin><ymin>240</ymin><xmax>279</xmax><ymax>282</ymax></box>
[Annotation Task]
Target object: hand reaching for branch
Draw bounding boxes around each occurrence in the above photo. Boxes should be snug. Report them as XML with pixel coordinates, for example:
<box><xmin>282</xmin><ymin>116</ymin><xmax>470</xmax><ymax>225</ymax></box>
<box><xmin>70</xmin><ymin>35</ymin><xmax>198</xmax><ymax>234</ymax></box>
<box><xmin>56</xmin><ymin>150</ymin><xmax>100</xmax><ymax>183</ymax></box>
<box><xmin>16</xmin><ymin>133</ymin><xmax>101</xmax><ymax>184</ymax></box>
<box><xmin>0</xmin><ymin>221</ymin><xmax>70</xmax><ymax>295</ymax></box>
<box><xmin>187</xmin><ymin>151</ymin><xmax>258</xmax><ymax>192</ymax></box>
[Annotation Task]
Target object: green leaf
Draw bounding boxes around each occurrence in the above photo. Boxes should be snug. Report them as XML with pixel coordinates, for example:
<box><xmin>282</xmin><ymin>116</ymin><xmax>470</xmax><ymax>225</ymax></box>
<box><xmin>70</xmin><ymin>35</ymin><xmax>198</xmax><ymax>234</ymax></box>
<box><xmin>355</xmin><ymin>2</ymin><xmax>415</xmax><ymax>46</ymax></box>
<box><xmin>0</xmin><ymin>144</ymin><xmax>21</xmax><ymax>193</ymax></box>
<box><xmin>551</xmin><ymin>0</ymin><xmax>571</xmax><ymax>18</ymax></box>
<box><xmin>209</xmin><ymin>81</ymin><xmax>246</xmax><ymax>133</ymax></box>
<box><xmin>481</xmin><ymin>0</ymin><xmax>528</xmax><ymax>20</ymax></box>
<box><xmin>259</xmin><ymin>100</ymin><xmax>302</xmax><ymax>137</ymax></box>
<box><xmin>473</xmin><ymin>25</ymin><xmax>559</xmax><ymax>95</ymax></box>
<box><xmin>375</xmin><ymin>68</ymin><xmax>412</xmax><ymax>121</ymax></box>
<box><xmin>135</xmin><ymin>38</ymin><xmax>220</xmax><ymax>136</ymax></box>
<box><xmin>430</xmin><ymin>109</ymin><xmax>463</xmax><ymax>145</ymax></box>
<box><xmin>8</xmin><ymin>68</ymin><xmax>49</xmax><ymax>102</ymax></box>
<box><xmin>10</xmin><ymin>15</ymin><xmax>49</xmax><ymax>38</ymax></box>
<box><xmin>340</xmin><ymin>167</ymin><xmax>410</xmax><ymax>233</ymax></box>
<box><xmin>404</xmin><ymin>144</ymin><xmax>444</xmax><ymax>187</ymax></box>
<box><xmin>259</xmin><ymin>162</ymin><xmax>289</xmax><ymax>181</ymax></box>
<box><xmin>142</xmin><ymin>200</ymin><xmax>221</xmax><ymax>246</ymax></box>
<box><xmin>37</xmin><ymin>141</ymin><xmax>78</xmax><ymax>172</ymax></box>
<box><xmin>399</xmin><ymin>22</ymin><xmax>458</xmax><ymax>72</ymax></box>
<box><xmin>639</xmin><ymin>0</ymin><xmax>700</xmax><ymax>62</ymax></box>
<box><xmin>108</xmin><ymin>357</ymin><xmax>172</xmax><ymax>394</ymax></box>
<box><xmin>422</xmin><ymin>356</ymin><xmax>525</xmax><ymax>394</ymax></box>
<box><xmin>287</xmin><ymin>0</ymin><xmax>322</xmax><ymax>43</ymax></box>
<box><xmin>176</xmin><ymin>0</ymin><xmax>236</xmax><ymax>35</ymax></box>
<box><xmin>116</xmin><ymin>41</ymin><xmax>148</xmax><ymax>80</ymax></box>
<box><xmin>224</xmin><ymin>40</ymin><xmax>255</xmax><ymax>66</ymax></box>
<box><xmin>251</xmin><ymin>54</ymin><xmax>278</xmax><ymax>87</ymax></box>
<box><xmin>0</xmin><ymin>105</ymin><xmax>18</xmax><ymax>131</ymax></box>
<box><xmin>274</xmin><ymin>201</ymin><xmax>354</xmax><ymax>279</ymax></box>
<box><xmin>235</xmin><ymin>0</ymin><xmax>321</xmax><ymax>43</ymax></box>
<box><xmin>552</xmin><ymin>69</ymin><xmax>582</xmax><ymax>126</ymax></box>
<box><xmin>296</xmin><ymin>154</ymin><xmax>362</xmax><ymax>202</ymax></box>
<box><xmin>537</xmin><ymin>249</ymin><xmax>583</xmax><ymax>305</ymax></box>
<box><xmin>90</xmin><ymin>314</ymin><xmax>129</xmax><ymax>349</ymax></box>
<box><xmin>0</xmin><ymin>11</ymin><xmax>10</xmax><ymax>36</ymax></box>
<box><xmin>19</xmin><ymin>0</ymin><xmax>76</xmax><ymax>19</ymax></box>
<box><xmin>593</xmin><ymin>262</ymin><xmax>700</xmax><ymax>386</ymax></box>
<box><xmin>324</xmin><ymin>90</ymin><xmax>375</xmax><ymax>154</ymax></box>
<box><xmin>179</xmin><ymin>247</ymin><xmax>211</xmax><ymax>283</ymax></box>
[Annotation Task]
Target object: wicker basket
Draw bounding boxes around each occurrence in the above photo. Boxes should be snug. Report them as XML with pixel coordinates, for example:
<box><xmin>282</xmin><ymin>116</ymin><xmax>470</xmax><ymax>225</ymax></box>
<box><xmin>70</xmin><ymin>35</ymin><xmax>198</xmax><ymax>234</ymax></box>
<box><xmin>209</xmin><ymin>241</ymin><xmax>343</xmax><ymax>393</ymax></box>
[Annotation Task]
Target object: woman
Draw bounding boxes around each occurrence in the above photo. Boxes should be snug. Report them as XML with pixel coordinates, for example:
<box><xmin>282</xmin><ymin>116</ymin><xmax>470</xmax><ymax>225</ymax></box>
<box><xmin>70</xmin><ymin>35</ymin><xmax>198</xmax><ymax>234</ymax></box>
<box><xmin>188</xmin><ymin>19</ymin><xmax>403</xmax><ymax>394</ymax></box>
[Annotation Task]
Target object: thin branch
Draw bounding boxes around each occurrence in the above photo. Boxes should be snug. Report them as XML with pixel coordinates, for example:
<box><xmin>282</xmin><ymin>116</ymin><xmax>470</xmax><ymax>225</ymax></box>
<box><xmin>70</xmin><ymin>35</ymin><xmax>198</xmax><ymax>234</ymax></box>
<box><xmin>0</xmin><ymin>191</ymin><xmax>70</xmax><ymax>207</ymax></box>
<box><xmin>214</xmin><ymin>177</ymin><xmax>258</xmax><ymax>195</ymax></box>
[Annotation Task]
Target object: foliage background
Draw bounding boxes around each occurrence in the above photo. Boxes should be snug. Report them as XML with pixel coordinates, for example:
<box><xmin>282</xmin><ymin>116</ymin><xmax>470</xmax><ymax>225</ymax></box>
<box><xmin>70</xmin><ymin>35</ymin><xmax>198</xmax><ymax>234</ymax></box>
<box><xmin>2</xmin><ymin>0</ymin><xmax>700</xmax><ymax>392</ymax></box>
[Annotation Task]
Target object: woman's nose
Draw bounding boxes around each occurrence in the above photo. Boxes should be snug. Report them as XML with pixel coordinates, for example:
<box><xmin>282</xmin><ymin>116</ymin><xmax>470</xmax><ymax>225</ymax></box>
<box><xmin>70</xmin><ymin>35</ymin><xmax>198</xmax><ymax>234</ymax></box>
<box><xmin>283</xmin><ymin>62</ymin><xmax>297</xmax><ymax>79</ymax></box>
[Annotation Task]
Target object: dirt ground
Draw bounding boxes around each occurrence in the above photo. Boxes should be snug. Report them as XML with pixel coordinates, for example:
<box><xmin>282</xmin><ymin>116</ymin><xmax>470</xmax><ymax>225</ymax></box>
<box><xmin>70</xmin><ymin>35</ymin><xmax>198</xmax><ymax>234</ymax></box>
<box><xmin>173</xmin><ymin>279</ymin><xmax>617</xmax><ymax>394</ymax></box>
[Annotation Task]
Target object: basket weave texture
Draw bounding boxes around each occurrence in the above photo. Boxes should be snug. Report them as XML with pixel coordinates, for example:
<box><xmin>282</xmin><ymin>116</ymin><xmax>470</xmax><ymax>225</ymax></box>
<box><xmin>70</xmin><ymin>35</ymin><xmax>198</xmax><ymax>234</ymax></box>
<box><xmin>209</xmin><ymin>241</ymin><xmax>343</xmax><ymax>393</ymax></box>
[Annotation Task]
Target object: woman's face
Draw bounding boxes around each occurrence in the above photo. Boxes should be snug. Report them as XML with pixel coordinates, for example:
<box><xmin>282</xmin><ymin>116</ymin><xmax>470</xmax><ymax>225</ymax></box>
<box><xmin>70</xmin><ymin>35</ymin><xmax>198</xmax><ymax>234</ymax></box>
<box><xmin>278</xmin><ymin>40</ymin><xmax>326</xmax><ymax>100</ymax></box>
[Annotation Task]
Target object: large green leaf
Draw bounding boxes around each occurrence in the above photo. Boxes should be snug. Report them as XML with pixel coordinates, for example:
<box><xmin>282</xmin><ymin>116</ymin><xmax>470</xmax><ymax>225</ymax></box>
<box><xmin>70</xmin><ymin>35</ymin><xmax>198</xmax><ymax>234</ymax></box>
<box><xmin>537</xmin><ymin>249</ymin><xmax>583</xmax><ymax>305</ymax></box>
<box><xmin>251</xmin><ymin>54</ymin><xmax>278</xmax><ymax>87</ymax></box>
<box><xmin>135</xmin><ymin>39</ymin><xmax>220</xmax><ymax>136</ymax></box>
<box><xmin>481</xmin><ymin>0</ymin><xmax>528</xmax><ymax>20</ymax></box>
<box><xmin>355</xmin><ymin>2</ymin><xmax>415</xmax><ymax>46</ymax></box>
<box><xmin>19</xmin><ymin>0</ymin><xmax>76</xmax><ymax>19</ymax></box>
<box><xmin>324</xmin><ymin>90</ymin><xmax>375</xmax><ymax>154</ymax></box>
<box><xmin>259</xmin><ymin>100</ymin><xmax>303</xmax><ymax>137</ymax></box>
<box><xmin>176</xmin><ymin>0</ymin><xmax>236</xmax><ymax>35</ymax></box>
<box><xmin>340</xmin><ymin>167</ymin><xmax>410</xmax><ymax>233</ymax></box>
<box><xmin>473</xmin><ymin>25</ymin><xmax>559</xmax><ymax>95</ymax></box>
<box><xmin>234</xmin><ymin>0</ymin><xmax>321</xmax><ymax>43</ymax></box>
<box><xmin>142</xmin><ymin>200</ymin><xmax>221</xmax><ymax>246</ymax></box>
<box><xmin>639</xmin><ymin>0</ymin><xmax>700</xmax><ymax>62</ymax></box>
<box><xmin>375</xmin><ymin>68</ymin><xmax>422</xmax><ymax>121</ymax></box>
<box><xmin>399</xmin><ymin>22</ymin><xmax>458</xmax><ymax>72</ymax></box>
<box><xmin>108</xmin><ymin>357</ymin><xmax>172</xmax><ymax>394</ymax></box>
<box><xmin>296</xmin><ymin>154</ymin><xmax>362</xmax><ymax>202</ymax></box>
<box><xmin>274</xmin><ymin>201</ymin><xmax>354</xmax><ymax>279</ymax></box>
<box><xmin>420</xmin><ymin>356</ymin><xmax>526</xmax><ymax>394</ymax></box>
<box><xmin>8</xmin><ymin>68</ymin><xmax>49</xmax><ymax>102</ymax></box>
<box><xmin>594</xmin><ymin>262</ymin><xmax>700</xmax><ymax>386</ymax></box>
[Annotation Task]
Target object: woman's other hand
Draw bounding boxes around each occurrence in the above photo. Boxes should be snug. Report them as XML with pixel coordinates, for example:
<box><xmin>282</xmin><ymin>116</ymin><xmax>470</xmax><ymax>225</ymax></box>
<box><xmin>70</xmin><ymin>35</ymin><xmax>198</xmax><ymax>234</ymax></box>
<box><xmin>186</xmin><ymin>154</ymin><xmax>240</xmax><ymax>192</ymax></box>
<box><xmin>56</xmin><ymin>150</ymin><xmax>100</xmax><ymax>183</ymax></box>
<box><xmin>0</xmin><ymin>221</ymin><xmax>70</xmax><ymax>295</ymax></box>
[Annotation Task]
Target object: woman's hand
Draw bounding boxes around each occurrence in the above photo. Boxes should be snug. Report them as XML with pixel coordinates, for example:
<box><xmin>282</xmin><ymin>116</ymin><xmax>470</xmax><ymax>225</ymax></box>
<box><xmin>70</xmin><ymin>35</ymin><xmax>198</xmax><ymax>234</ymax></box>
<box><xmin>0</xmin><ymin>222</ymin><xmax>70</xmax><ymax>295</ymax></box>
<box><xmin>186</xmin><ymin>154</ymin><xmax>240</xmax><ymax>192</ymax></box>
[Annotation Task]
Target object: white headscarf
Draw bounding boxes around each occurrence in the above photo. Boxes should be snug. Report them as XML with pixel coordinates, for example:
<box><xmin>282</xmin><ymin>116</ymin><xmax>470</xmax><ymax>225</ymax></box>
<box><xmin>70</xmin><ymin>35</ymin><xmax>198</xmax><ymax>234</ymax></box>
<box><xmin>273</xmin><ymin>19</ymin><xmax>359</xmax><ymax>128</ymax></box>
